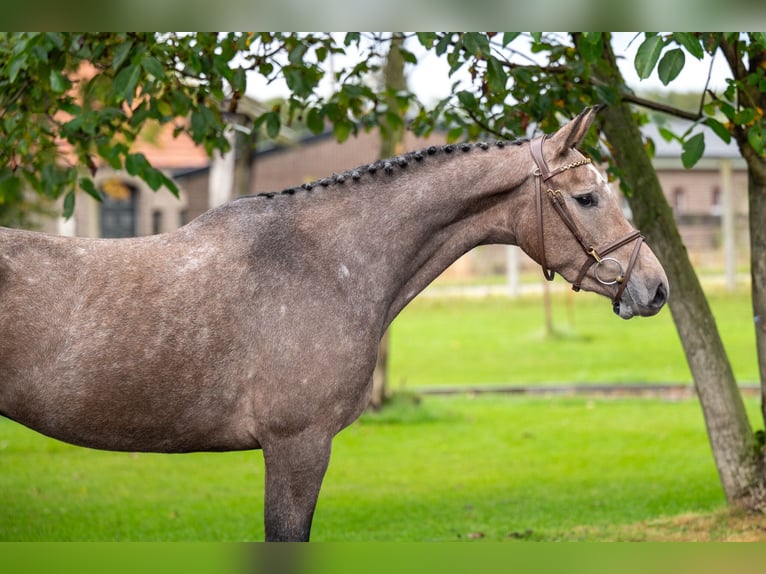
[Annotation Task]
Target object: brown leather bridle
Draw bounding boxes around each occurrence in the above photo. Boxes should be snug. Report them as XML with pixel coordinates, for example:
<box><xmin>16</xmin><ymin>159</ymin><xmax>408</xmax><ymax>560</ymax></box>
<box><xmin>530</xmin><ymin>135</ymin><xmax>644</xmax><ymax>309</ymax></box>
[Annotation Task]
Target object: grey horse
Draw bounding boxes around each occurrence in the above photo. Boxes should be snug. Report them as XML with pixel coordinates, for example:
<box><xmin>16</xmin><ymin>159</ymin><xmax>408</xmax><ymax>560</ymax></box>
<box><xmin>0</xmin><ymin>107</ymin><xmax>668</xmax><ymax>540</ymax></box>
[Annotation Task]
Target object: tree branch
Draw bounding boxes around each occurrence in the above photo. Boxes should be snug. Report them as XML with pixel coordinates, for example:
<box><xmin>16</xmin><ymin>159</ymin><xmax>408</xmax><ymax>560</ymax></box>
<box><xmin>464</xmin><ymin>106</ymin><xmax>505</xmax><ymax>138</ymax></box>
<box><xmin>617</xmin><ymin>91</ymin><xmax>703</xmax><ymax>122</ymax></box>
<box><xmin>719</xmin><ymin>37</ymin><xmax>747</xmax><ymax>80</ymax></box>
<box><xmin>488</xmin><ymin>42</ymin><xmax>705</xmax><ymax>124</ymax></box>
<box><xmin>698</xmin><ymin>55</ymin><xmax>716</xmax><ymax>118</ymax></box>
<box><xmin>0</xmin><ymin>79</ymin><xmax>31</xmax><ymax>119</ymax></box>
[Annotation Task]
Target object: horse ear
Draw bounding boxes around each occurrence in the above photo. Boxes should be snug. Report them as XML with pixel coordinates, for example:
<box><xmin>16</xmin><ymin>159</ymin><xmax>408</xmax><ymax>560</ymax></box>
<box><xmin>548</xmin><ymin>106</ymin><xmax>603</xmax><ymax>155</ymax></box>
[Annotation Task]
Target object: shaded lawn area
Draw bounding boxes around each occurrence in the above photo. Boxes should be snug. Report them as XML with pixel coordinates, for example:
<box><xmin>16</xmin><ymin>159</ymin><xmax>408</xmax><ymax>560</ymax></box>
<box><xmin>2</xmin><ymin>394</ymin><xmax>760</xmax><ymax>542</ymax></box>
<box><xmin>389</xmin><ymin>287</ymin><xmax>758</xmax><ymax>387</ymax></box>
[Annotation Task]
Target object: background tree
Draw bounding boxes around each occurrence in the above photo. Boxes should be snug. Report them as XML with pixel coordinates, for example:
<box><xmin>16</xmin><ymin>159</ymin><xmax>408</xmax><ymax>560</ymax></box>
<box><xmin>585</xmin><ymin>34</ymin><xmax>766</xmax><ymax>510</ymax></box>
<box><xmin>0</xmin><ymin>32</ymin><xmax>412</xmax><ymax>220</ymax></box>
<box><xmin>592</xmin><ymin>32</ymin><xmax>766</xmax><ymax>510</ymax></box>
<box><xmin>409</xmin><ymin>31</ymin><xmax>766</xmax><ymax>510</ymax></box>
<box><xmin>369</xmin><ymin>33</ymin><xmax>408</xmax><ymax>410</ymax></box>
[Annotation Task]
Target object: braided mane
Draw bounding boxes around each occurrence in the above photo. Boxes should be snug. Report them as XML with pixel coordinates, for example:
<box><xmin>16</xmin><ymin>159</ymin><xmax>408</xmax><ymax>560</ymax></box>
<box><xmin>241</xmin><ymin>138</ymin><xmax>528</xmax><ymax>200</ymax></box>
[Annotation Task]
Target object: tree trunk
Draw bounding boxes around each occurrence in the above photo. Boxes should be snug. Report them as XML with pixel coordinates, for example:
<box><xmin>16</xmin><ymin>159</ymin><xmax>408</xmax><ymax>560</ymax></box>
<box><xmin>588</xmin><ymin>37</ymin><xmax>766</xmax><ymax>509</ymax></box>
<box><xmin>369</xmin><ymin>331</ymin><xmax>390</xmax><ymax>411</ymax></box>
<box><xmin>719</xmin><ymin>38</ymin><xmax>766</xmax><ymax>446</ymax></box>
<box><xmin>368</xmin><ymin>33</ymin><xmax>406</xmax><ymax>411</ymax></box>
<box><xmin>234</xmin><ymin>125</ymin><xmax>256</xmax><ymax>198</ymax></box>
<box><xmin>748</xmin><ymin>170</ymin><xmax>766</xmax><ymax>436</ymax></box>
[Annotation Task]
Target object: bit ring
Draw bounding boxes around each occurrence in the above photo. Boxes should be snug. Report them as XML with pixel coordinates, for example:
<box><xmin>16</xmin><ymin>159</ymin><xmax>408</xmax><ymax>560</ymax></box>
<box><xmin>594</xmin><ymin>257</ymin><xmax>625</xmax><ymax>286</ymax></box>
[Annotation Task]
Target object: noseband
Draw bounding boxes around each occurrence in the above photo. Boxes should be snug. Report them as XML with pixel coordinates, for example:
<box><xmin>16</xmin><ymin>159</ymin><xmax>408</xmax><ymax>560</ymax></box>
<box><xmin>530</xmin><ymin>135</ymin><xmax>644</xmax><ymax>308</ymax></box>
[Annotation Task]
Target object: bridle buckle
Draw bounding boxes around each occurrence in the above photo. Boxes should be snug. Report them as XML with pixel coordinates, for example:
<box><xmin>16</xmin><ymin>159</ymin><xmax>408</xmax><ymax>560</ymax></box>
<box><xmin>586</xmin><ymin>247</ymin><xmax>603</xmax><ymax>264</ymax></box>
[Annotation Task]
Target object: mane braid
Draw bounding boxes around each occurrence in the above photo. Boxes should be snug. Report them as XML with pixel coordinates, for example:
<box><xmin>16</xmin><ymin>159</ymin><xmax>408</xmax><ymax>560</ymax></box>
<box><xmin>239</xmin><ymin>138</ymin><xmax>527</xmax><ymax>201</ymax></box>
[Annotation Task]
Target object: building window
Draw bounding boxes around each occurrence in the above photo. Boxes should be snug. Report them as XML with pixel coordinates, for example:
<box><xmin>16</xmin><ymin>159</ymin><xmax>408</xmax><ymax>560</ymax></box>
<box><xmin>711</xmin><ymin>186</ymin><xmax>722</xmax><ymax>216</ymax></box>
<box><xmin>152</xmin><ymin>209</ymin><xmax>163</xmax><ymax>235</ymax></box>
<box><xmin>672</xmin><ymin>187</ymin><xmax>685</xmax><ymax>215</ymax></box>
<box><xmin>100</xmin><ymin>179</ymin><xmax>137</xmax><ymax>238</ymax></box>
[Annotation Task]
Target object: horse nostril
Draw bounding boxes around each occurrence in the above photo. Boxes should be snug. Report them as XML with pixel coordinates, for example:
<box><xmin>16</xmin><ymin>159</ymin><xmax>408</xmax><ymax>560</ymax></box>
<box><xmin>652</xmin><ymin>282</ymin><xmax>668</xmax><ymax>309</ymax></box>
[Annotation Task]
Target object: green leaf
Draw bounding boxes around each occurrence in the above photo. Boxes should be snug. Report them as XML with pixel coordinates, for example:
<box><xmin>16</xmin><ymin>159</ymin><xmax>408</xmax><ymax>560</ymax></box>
<box><xmin>750</xmin><ymin>32</ymin><xmax>766</xmax><ymax>48</ymax></box>
<box><xmin>672</xmin><ymin>32</ymin><xmax>704</xmax><ymax>59</ymax></box>
<box><xmin>719</xmin><ymin>102</ymin><xmax>736</xmax><ymax>122</ymax></box>
<box><xmin>0</xmin><ymin>171</ymin><xmax>23</xmax><ymax>198</ymax></box>
<box><xmin>645</xmin><ymin>137</ymin><xmax>656</xmax><ymax>159</ymax></box>
<box><xmin>657</xmin><ymin>48</ymin><xmax>685</xmax><ymax>85</ymax></box>
<box><xmin>190</xmin><ymin>109</ymin><xmax>208</xmax><ymax>140</ymax></box>
<box><xmin>307</xmin><ymin>107</ymin><xmax>324</xmax><ymax>134</ymax></box>
<box><xmin>8</xmin><ymin>54</ymin><xmax>27</xmax><ymax>83</ymax></box>
<box><xmin>144</xmin><ymin>167</ymin><xmax>164</xmax><ymax>191</ymax></box>
<box><xmin>384</xmin><ymin>110</ymin><xmax>403</xmax><ymax>132</ymax></box>
<box><xmin>113</xmin><ymin>63</ymin><xmax>142</xmax><ymax>104</ymax></box>
<box><xmin>288</xmin><ymin>43</ymin><xmax>307</xmax><ymax>66</ymax></box>
<box><xmin>49</xmin><ymin>69</ymin><xmax>68</xmax><ymax>93</ymax></box>
<box><xmin>112</xmin><ymin>39</ymin><xmax>133</xmax><ymax>71</ymax></box>
<box><xmin>343</xmin><ymin>33</ymin><xmax>360</xmax><ymax>47</ymax></box>
<box><xmin>703</xmin><ymin>32</ymin><xmax>722</xmax><ymax>55</ymax></box>
<box><xmin>456</xmin><ymin>90</ymin><xmax>477</xmax><ymax>109</ymax></box>
<box><xmin>398</xmin><ymin>48</ymin><xmax>418</xmax><ymax>65</ymax></box>
<box><xmin>502</xmin><ymin>32</ymin><xmax>520</xmax><ymax>46</ymax></box>
<box><xmin>231</xmin><ymin>67</ymin><xmax>247</xmax><ymax>93</ymax></box>
<box><xmin>45</xmin><ymin>32</ymin><xmax>64</xmax><ymax>50</ymax></box>
<box><xmin>578</xmin><ymin>35</ymin><xmax>603</xmax><ymax>63</ymax></box>
<box><xmin>462</xmin><ymin>33</ymin><xmax>489</xmax><ymax>56</ymax></box>
<box><xmin>416</xmin><ymin>32</ymin><xmax>437</xmax><ymax>49</ymax></box>
<box><xmin>704</xmin><ymin>118</ymin><xmax>731</xmax><ymax>144</ymax></box>
<box><xmin>125</xmin><ymin>152</ymin><xmax>149</xmax><ymax>176</ymax></box>
<box><xmin>284</xmin><ymin>66</ymin><xmax>315</xmax><ymax>99</ymax></box>
<box><xmin>634</xmin><ymin>35</ymin><xmax>665</xmax><ymax>80</ymax></box>
<box><xmin>140</xmin><ymin>55</ymin><xmax>165</xmax><ymax>79</ymax></box>
<box><xmin>333</xmin><ymin>119</ymin><xmax>353</xmax><ymax>143</ymax></box>
<box><xmin>162</xmin><ymin>173</ymin><xmax>180</xmax><ymax>198</ymax></box>
<box><xmin>435</xmin><ymin>34</ymin><xmax>452</xmax><ymax>57</ymax></box>
<box><xmin>62</xmin><ymin>190</ymin><xmax>76</xmax><ymax>219</ymax></box>
<box><xmin>734</xmin><ymin>108</ymin><xmax>757</xmax><ymax>125</ymax></box>
<box><xmin>79</xmin><ymin>177</ymin><xmax>102</xmax><ymax>202</ymax></box>
<box><xmin>266</xmin><ymin>112</ymin><xmax>281</xmax><ymax>138</ymax></box>
<box><xmin>447</xmin><ymin>126</ymin><xmax>463</xmax><ymax>143</ymax></box>
<box><xmin>98</xmin><ymin>142</ymin><xmax>126</xmax><ymax>170</ymax></box>
<box><xmin>580</xmin><ymin>32</ymin><xmax>602</xmax><ymax>44</ymax></box>
<box><xmin>747</xmin><ymin>124</ymin><xmax>764</xmax><ymax>156</ymax></box>
<box><xmin>681</xmin><ymin>132</ymin><xmax>705</xmax><ymax>169</ymax></box>
<box><xmin>486</xmin><ymin>56</ymin><xmax>508</xmax><ymax>93</ymax></box>
<box><xmin>658</xmin><ymin>127</ymin><xmax>677</xmax><ymax>142</ymax></box>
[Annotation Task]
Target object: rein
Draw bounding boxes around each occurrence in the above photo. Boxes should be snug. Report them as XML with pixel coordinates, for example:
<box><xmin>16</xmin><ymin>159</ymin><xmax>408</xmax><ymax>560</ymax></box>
<box><xmin>529</xmin><ymin>135</ymin><xmax>644</xmax><ymax>308</ymax></box>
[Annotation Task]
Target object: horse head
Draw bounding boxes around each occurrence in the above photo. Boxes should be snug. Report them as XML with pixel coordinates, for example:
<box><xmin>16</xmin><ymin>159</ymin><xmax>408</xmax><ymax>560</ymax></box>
<box><xmin>521</xmin><ymin>107</ymin><xmax>668</xmax><ymax>319</ymax></box>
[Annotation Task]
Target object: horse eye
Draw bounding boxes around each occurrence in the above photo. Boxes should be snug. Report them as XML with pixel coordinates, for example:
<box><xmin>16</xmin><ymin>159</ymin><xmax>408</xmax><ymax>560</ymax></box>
<box><xmin>574</xmin><ymin>193</ymin><xmax>597</xmax><ymax>208</ymax></box>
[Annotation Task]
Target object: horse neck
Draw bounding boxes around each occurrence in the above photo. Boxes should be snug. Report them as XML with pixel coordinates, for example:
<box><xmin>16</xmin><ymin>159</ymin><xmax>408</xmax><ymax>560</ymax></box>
<box><xmin>289</xmin><ymin>142</ymin><xmax>532</xmax><ymax>330</ymax></box>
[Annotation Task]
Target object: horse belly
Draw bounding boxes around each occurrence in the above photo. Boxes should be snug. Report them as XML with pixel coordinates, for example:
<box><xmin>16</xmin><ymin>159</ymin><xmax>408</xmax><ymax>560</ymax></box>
<box><xmin>2</xmin><ymin>365</ymin><xmax>259</xmax><ymax>453</ymax></box>
<box><xmin>1</xmin><ymin>307</ymin><xmax>259</xmax><ymax>453</ymax></box>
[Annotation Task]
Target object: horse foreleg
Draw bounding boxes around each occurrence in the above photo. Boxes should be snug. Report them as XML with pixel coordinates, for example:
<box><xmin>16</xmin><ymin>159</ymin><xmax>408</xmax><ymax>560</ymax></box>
<box><xmin>261</xmin><ymin>431</ymin><xmax>332</xmax><ymax>542</ymax></box>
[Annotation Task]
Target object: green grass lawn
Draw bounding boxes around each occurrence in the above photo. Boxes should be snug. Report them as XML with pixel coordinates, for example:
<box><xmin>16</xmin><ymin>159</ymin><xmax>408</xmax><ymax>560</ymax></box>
<box><xmin>389</xmin><ymin>286</ymin><xmax>758</xmax><ymax>387</ymax></box>
<box><xmin>2</xmin><ymin>394</ymin><xmax>761</xmax><ymax>542</ymax></box>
